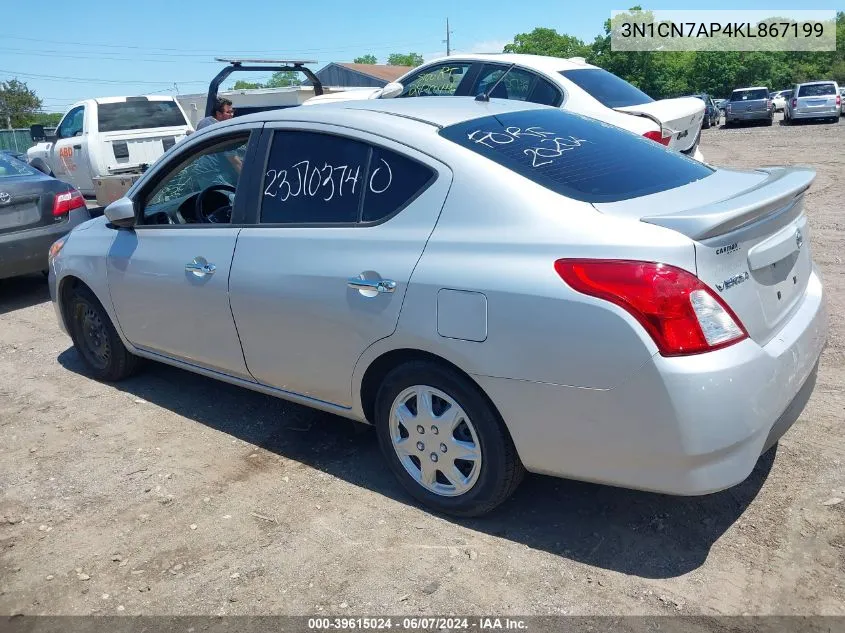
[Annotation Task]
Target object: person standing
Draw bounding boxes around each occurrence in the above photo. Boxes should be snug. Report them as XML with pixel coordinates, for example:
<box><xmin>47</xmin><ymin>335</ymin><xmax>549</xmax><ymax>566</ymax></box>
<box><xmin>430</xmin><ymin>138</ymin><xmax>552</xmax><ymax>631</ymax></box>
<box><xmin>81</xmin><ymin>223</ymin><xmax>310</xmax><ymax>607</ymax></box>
<box><xmin>196</xmin><ymin>98</ymin><xmax>234</xmax><ymax>130</ymax></box>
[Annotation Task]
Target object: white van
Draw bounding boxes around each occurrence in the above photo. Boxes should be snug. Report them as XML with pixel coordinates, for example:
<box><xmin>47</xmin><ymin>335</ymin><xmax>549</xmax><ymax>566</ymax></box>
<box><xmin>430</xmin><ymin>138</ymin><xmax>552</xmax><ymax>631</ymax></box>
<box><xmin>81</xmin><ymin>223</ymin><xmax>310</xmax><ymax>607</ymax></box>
<box><xmin>27</xmin><ymin>96</ymin><xmax>193</xmax><ymax>197</ymax></box>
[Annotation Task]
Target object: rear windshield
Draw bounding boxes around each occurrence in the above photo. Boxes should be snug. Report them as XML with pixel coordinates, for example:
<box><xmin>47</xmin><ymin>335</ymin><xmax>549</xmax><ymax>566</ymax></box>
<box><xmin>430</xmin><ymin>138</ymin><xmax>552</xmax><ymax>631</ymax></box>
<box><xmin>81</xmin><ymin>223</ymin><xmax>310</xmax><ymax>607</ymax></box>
<box><xmin>798</xmin><ymin>83</ymin><xmax>836</xmax><ymax>97</ymax></box>
<box><xmin>0</xmin><ymin>154</ymin><xmax>38</xmax><ymax>178</ymax></box>
<box><xmin>560</xmin><ymin>68</ymin><xmax>653</xmax><ymax>108</ymax></box>
<box><xmin>440</xmin><ymin>109</ymin><xmax>713</xmax><ymax>203</ymax></box>
<box><xmin>730</xmin><ymin>89</ymin><xmax>768</xmax><ymax>101</ymax></box>
<box><xmin>97</xmin><ymin>100</ymin><xmax>187</xmax><ymax>132</ymax></box>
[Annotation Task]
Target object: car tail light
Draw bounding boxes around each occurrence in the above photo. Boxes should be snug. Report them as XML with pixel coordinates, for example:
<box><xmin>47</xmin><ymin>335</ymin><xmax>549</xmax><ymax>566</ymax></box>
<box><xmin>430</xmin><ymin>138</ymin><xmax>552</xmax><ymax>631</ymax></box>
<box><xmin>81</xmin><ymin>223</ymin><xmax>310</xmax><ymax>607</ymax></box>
<box><xmin>837</xmin><ymin>95</ymin><xmax>841</xmax><ymax>106</ymax></box>
<box><xmin>792</xmin><ymin>98</ymin><xmax>797</xmax><ymax>108</ymax></box>
<box><xmin>642</xmin><ymin>130</ymin><xmax>671</xmax><ymax>146</ymax></box>
<box><xmin>554</xmin><ymin>259</ymin><xmax>748</xmax><ymax>357</ymax></box>
<box><xmin>53</xmin><ymin>189</ymin><xmax>86</xmax><ymax>216</ymax></box>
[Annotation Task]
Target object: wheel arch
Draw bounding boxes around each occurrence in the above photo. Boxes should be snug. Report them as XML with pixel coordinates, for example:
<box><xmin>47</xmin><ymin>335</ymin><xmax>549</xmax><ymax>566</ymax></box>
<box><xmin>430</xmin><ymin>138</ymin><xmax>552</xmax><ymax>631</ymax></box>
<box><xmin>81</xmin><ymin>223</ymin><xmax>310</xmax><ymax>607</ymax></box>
<box><xmin>357</xmin><ymin>347</ymin><xmax>509</xmax><ymax>437</ymax></box>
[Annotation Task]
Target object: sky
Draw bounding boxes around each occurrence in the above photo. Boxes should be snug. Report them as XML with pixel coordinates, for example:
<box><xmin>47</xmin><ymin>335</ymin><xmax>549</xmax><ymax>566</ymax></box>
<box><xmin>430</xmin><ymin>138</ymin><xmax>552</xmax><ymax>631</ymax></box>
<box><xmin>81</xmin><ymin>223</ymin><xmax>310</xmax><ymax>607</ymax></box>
<box><xmin>2</xmin><ymin>0</ymin><xmax>841</xmax><ymax>113</ymax></box>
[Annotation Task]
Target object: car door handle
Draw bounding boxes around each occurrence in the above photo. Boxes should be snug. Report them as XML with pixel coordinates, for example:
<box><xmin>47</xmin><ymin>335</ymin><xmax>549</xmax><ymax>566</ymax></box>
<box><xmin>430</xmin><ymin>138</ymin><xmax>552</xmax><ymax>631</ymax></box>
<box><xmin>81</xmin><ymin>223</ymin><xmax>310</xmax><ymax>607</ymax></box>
<box><xmin>347</xmin><ymin>277</ymin><xmax>396</xmax><ymax>293</ymax></box>
<box><xmin>185</xmin><ymin>261</ymin><xmax>216</xmax><ymax>275</ymax></box>
<box><xmin>73</xmin><ymin>144</ymin><xmax>81</xmax><ymax>150</ymax></box>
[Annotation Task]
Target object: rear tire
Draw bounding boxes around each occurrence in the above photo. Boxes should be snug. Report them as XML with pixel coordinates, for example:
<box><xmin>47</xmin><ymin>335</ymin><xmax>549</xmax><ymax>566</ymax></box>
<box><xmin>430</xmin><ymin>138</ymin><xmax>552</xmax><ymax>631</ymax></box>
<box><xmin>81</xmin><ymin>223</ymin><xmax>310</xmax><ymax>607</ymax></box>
<box><xmin>374</xmin><ymin>361</ymin><xmax>524</xmax><ymax>517</ymax></box>
<box><xmin>66</xmin><ymin>285</ymin><xmax>139</xmax><ymax>382</ymax></box>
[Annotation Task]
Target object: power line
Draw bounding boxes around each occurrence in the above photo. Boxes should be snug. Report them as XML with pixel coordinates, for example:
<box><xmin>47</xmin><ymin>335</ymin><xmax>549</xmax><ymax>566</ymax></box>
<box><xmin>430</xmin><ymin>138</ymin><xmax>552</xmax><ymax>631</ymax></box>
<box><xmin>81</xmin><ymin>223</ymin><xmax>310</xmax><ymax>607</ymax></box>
<box><xmin>0</xmin><ymin>69</ymin><xmax>207</xmax><ymax>85</ymax></box>
<box><xmin>0</xmin><ymin>48</ymin><xmax>217</xmax><ymax>64</ymax></box>
<box><xmin>1</xmin><ymin>34</ymin><xmax>434</xmax><ymax>56</ymax></box>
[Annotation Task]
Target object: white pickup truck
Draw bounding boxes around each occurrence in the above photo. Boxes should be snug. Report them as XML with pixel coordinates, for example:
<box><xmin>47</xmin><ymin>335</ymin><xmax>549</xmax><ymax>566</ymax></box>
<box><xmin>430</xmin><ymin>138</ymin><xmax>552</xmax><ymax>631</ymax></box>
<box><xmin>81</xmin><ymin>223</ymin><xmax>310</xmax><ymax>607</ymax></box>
<box><xmin>27</xmin><ymin>95</ymin><xmax>193</xmax><ymax>200</ymax></box>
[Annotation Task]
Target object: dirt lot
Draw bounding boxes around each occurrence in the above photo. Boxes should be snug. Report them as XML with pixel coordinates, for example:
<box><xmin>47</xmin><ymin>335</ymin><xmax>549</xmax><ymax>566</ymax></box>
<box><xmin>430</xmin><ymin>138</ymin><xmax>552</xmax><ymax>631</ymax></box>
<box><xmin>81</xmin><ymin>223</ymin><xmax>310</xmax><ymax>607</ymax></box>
<box><xmin>1</xmin><ymin>113</ymin><xmax>844</xmax><ymax>618</ymax></box>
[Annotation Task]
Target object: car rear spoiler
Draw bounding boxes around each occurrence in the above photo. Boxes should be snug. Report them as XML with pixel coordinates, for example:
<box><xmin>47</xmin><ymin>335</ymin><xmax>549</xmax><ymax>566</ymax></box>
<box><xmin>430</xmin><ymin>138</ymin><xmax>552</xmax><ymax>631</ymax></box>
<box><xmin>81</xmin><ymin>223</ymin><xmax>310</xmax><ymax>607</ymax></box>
<box><xmin>641</xmin><ymin>167</ymin><xmax>815</xmax><ymax>241</ymax></box>
<box><xmin>205</xmin><ymin>59</ymin><xmax>324</xmax><ymax>118</ymax></box>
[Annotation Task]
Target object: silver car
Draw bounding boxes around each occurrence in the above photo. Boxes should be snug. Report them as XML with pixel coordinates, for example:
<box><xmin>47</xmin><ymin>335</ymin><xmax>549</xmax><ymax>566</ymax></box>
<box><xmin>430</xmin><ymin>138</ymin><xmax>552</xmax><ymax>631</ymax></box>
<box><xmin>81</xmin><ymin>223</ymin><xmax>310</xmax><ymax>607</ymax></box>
<box><xmin>785</xmin><ymin>81</ymin><xmax>841</xmax><ymax>124</ymax></box>
<box><xmin>48</xmin><ymin>98</ymin><xmax>827</xmax><ymax>516</ymax></box>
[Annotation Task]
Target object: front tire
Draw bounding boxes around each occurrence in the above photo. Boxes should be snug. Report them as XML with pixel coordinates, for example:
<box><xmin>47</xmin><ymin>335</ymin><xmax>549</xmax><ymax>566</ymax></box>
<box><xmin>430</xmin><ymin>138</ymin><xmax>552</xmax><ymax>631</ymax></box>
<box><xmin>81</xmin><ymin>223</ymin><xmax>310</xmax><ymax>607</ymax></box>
<box><xmin>66</xmin><ymin>285</ymin><xmax>139</xmax><ymax>381</ymax></box>
<box><xmin>374</xmin><ymin>361</ymin><xmax>524</xmax><ymax>517</ymax></box>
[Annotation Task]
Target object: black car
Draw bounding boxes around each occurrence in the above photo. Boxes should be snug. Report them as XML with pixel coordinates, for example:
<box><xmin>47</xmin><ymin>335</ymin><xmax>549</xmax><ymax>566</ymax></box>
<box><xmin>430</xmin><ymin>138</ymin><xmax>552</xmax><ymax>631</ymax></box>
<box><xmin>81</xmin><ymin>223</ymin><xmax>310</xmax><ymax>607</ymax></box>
<box><xmin>690</xmin><ymin>93</ymin><xmax>720</xmax><ymax>128</ymax></box>
<box><xmin>0</xmin><ymin>152</ymin><xmax>91</xmax><ymax>280</ymax></box>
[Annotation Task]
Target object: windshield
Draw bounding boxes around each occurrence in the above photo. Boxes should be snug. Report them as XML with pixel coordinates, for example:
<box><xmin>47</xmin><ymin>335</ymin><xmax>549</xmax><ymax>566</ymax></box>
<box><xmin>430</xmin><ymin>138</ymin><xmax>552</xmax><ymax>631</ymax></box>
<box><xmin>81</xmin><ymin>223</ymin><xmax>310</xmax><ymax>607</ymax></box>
<box><xmin>0</xmin><ymin>154</ymin><xmax>38</xmax><ymax>178</ymax></box>
<box><xmin>98</xmin><ymin>100</ymin><xmax>187</xmax><ymax>133</ymax></box>
<box><xmin>560</xmin><ymin>68</ymin><xmax>653</xmax><ymax>108</ymax></box>
<box><xmin>730</xmin><ymin>89</ymin><xmax>768</xmax><ymax>101</ymax></box>
<box><xmin>440</xmin><ymin>109</ymin><xmax>713</xmax><ymax>203</ymax></box>
<box><xmin>798</xmin><ymin>84</ymin><xmax>836</xmax><ymax>97</ymax></box>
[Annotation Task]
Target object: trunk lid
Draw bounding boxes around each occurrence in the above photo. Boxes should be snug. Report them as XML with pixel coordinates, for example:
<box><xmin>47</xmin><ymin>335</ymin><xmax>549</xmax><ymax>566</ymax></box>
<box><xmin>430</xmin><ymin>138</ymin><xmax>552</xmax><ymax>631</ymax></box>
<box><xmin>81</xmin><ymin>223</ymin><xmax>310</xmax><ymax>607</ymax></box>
<box><xmin>614</xmin><ymin>97</ymin><xmax>704</xmax><ymax>153</ymax></box>
<box><xmin>0</xmin><ymin>179</ymin><xmax>67</xmax><ymax>235</ymax></box>
<box><xmin>593</xmin><ymin>167</ymin><xmax>815</xmax><ymax>345</ymax></box>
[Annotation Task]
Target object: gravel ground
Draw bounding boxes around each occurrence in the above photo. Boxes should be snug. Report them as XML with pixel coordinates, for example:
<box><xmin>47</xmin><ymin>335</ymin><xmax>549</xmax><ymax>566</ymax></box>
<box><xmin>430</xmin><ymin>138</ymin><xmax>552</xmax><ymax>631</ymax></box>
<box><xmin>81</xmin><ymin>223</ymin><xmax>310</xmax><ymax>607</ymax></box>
<box><xmin>1</xmin><ymin>112</ymin><xmax>843</xmax><ymax>617</ymax></box>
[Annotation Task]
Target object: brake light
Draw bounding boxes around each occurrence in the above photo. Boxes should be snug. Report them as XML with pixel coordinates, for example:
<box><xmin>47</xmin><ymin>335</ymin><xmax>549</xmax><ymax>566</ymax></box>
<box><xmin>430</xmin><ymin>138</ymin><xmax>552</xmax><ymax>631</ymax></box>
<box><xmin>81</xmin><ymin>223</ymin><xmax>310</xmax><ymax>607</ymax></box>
<box><xmin>642</xmin><ymin>130</ymin><xmax>671</xmax><ymax>146</ymax></box>
<box><xmin>792</xmin><ymin>98</ymin><xmax>797</xmax><ymax>108</ymax></box>
<box><xmin>766</xmin><ymin>99</ymin><xmax>773</xmax><ymax>109</ymax></box>
<box><xmin>53</xmin><ymin>189</ymin><xmax>86</xmax><ymax>216</ymax></box>
<box><xmin>837</xmin><ymin>95</ymin><xmax>841</xmax><ymax>106</ymax></box>
<box><xmin>554</xmin><ymin>260</ymin><xmax>748</xmax><ymax>356</ymax></box>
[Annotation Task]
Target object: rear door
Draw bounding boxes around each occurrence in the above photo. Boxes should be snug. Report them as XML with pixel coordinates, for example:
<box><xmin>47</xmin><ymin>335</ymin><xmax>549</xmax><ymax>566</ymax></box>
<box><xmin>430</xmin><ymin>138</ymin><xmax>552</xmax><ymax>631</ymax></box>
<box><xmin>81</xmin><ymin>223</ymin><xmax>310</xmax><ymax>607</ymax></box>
<box><xmin>52</xmin><ymin>105</ymin><xmax>94</xmax><ymax>193</ymax></box>
<box><xmin>229</xmin><ymin>125</ymin><xmax>451</xmax><ymax>407</ymax></box>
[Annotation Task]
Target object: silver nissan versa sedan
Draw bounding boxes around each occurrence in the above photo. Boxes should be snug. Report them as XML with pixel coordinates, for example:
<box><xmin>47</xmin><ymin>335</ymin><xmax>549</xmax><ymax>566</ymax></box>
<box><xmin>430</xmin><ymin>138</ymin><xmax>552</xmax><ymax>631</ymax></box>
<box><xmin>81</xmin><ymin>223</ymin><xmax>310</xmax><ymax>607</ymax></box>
<box><xmin>48</xmin><ymin>98</ymin><xmax>827</xmax><ymax>517</ymax></box>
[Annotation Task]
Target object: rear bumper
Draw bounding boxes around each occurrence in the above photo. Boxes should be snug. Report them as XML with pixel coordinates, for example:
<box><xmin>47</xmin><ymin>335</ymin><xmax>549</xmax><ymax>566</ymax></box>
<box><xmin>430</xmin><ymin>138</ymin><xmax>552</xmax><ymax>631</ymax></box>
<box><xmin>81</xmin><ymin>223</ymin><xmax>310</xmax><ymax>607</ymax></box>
<box><xmin>476</xmin><ymin>268</ymin><xmax>827</xmax><ymax>495</ymax></box>
<box><xmin>726</xmin><ymin>110</ymin><xmax>771</xmax><ymax>121</ymax></box>
<box><xmin>0</xmin><ymin>208</ymin><xmax>90</xmax><ymax>280</ymax></box>
<box><xmin>791</xmin><ymin>108</ymin><xmax>839</xmax><ymax>119</ymax></box>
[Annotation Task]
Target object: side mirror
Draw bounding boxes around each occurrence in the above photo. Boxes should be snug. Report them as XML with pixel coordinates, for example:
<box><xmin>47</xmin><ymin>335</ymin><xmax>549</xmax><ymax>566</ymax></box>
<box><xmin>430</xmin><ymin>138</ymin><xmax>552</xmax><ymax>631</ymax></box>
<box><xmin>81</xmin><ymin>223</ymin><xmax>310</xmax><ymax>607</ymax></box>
<box><xmin>381</xmin><ymin>82</ymin><xmax>404</xmax><ymax>99</ymax></box>
<box><xmin>104</xmin><ymin>197</ymin><xmax>136</xmax><ymax>228</ymax></box>
<box><xmin>30</xmin><ymin>124</ymin><xmax>46</xmax><ymax>142</ymax></box>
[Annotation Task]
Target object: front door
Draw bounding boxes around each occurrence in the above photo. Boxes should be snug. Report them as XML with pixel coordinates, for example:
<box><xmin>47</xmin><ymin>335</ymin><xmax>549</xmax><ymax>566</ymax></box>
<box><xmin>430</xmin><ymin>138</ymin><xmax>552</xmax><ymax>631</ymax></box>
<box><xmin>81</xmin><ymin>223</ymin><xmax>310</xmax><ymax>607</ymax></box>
<box><xmin>52</xmin><ymin>105</ymin><xmax>95</xmax><ymax>195</ymax></box>
<box><xmin>107</xmin><ymin>130</ymin><xmax>257</xmax><ymax>379</ymax></box>
<box><xmin>229</xmin><ymin>127</ymin><xmax>452</xmax><ymax>407</ymax></box>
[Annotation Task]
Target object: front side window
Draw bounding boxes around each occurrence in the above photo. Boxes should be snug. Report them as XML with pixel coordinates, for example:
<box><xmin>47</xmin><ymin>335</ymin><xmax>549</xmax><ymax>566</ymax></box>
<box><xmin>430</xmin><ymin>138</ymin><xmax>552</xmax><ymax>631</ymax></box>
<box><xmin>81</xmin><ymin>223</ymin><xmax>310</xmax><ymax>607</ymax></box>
<box><xmin>57</xmin><ymin>107</ymin><xmax>84</xmax><ymax>138</ymax></box>
<box><xmin>560</xmin><ymin>68</ymin><xmax>653</xmax><ymax>108</ymax></box>
<box><xmin>399</xmin><ymin>63</ymin><xmax>473</xmax><ymax>98</ymax></box>
<box><xmin>261</xmin><ymin>131</ymin><xmax>435</xmax><ymax>225</ymax></box>
<box><xmin>141</xmin><ymin>135</ymin><xmax>249</xmax><ymax>224</ymax></box>
<box><xmin>440</xmin><ymin>109</ymin><xmax>713</xmax><ymax>203</ymax></box>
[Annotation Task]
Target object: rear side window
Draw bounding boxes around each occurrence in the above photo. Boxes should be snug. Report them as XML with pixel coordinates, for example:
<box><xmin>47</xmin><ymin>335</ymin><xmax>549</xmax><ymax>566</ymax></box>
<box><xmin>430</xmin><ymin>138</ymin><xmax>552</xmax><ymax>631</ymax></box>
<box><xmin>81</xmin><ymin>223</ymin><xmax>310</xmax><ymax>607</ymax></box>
<box><xmin>261</xmin><ymin>131</ymin><xmax>435</xmax><ymax>225</ymax></box>
<box><xmin>730</xmin><ymin>89</ymin><xmax>768</xmax><ymax>101</ymax></box>
<box><xmin>559</xmin><ymin>68</ymin><xmax>653</xmax><ymax>108</ymax></box>
<box><xmin>440</xmin><ymin>109</ymin><xmax>713</xmax><ymax>203</ymax></box>
<box><xmin>98</xmin><ymin>100</ymin><xmax>187</xmax><ymax>132</ymax></box>
<box><xmin>0</xmin><ymin>154</ymin><xmax>38</xmax><ymax>178</ymax></box>
<box><xmin>798</xmin><ymin>83</ymin><xmax>836</xmax><ymax>97</ymax></box>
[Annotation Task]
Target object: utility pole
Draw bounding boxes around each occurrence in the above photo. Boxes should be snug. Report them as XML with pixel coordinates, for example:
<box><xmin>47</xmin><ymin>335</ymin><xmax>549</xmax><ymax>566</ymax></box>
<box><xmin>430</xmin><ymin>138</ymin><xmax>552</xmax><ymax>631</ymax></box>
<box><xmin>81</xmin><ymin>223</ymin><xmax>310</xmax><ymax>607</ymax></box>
<box><xmin>443</xmin><ymin>18</ymin><xmax>453</xmax><ymax>56</ymax></box>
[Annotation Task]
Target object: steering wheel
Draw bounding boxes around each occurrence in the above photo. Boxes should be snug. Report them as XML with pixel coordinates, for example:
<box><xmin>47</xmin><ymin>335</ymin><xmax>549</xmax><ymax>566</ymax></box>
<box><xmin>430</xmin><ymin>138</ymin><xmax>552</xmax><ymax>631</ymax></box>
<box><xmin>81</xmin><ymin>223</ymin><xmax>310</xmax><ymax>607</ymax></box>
<box><xmin>195</xmin><ymin>184</ymin><xmax>236</xmax><ymax>224</ymax></box>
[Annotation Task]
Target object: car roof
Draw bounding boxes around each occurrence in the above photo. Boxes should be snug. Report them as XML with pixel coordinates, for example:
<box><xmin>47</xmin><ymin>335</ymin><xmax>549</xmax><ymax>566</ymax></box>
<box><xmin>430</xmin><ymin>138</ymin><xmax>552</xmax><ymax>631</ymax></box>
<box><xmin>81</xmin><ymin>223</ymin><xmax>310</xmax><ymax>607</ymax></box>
<box><xmin>796</xmin><ymin>80</ymin><xmax>838</xmax><ymax>86</ymax></box>
<box><xmin>732</xmin><ymin>86</ymin><xmax>768</xmax><ymax>91</ymax></box>
<box><xmin>234</xmin><ymin>96</ymin><xmax>553</xmax><ymax>129</ymax></box>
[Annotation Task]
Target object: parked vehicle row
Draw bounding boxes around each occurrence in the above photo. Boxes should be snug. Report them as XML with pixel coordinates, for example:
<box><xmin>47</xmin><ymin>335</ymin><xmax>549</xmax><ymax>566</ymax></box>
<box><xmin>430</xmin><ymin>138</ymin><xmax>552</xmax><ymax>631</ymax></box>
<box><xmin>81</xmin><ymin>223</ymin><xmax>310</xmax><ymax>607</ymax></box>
<box><xmin>47</xmin><ymin>96</ymin><xmax>827</xmax><ymax>517</ymax></box>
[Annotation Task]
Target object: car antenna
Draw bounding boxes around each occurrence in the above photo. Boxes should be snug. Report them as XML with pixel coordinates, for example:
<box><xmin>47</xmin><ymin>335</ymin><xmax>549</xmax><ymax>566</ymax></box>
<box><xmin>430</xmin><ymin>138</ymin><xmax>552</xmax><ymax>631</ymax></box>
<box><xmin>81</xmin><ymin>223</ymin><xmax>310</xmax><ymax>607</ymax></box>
<box><xmin>475</xmin><ymin>63</ymin><xmax>516</xmax><ymax>102</ymax></box>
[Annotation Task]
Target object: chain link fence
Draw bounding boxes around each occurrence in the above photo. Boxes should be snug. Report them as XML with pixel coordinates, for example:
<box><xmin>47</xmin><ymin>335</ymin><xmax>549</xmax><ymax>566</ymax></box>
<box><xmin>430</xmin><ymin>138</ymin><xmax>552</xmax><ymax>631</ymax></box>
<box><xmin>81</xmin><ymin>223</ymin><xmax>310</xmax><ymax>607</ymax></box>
<box><xmin>0</xmin><ymin>128</ymin><xmax>56</xmax><ymax>153</ymax></box>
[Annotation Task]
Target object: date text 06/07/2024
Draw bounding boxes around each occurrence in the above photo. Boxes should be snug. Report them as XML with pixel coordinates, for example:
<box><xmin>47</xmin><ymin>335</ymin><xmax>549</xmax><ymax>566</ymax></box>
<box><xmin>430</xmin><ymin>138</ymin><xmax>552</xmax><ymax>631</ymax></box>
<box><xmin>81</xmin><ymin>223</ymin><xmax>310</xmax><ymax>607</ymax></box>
<box><xmin>306</xmin><ymin>616</ymin><xmax>529</xmax><ymax>630</ymax></box>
